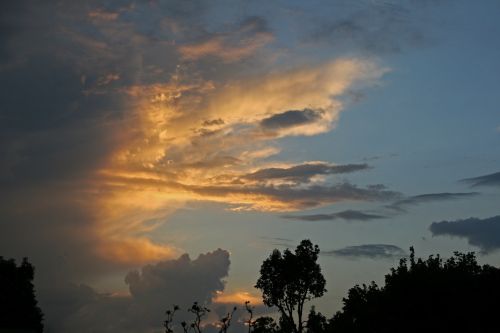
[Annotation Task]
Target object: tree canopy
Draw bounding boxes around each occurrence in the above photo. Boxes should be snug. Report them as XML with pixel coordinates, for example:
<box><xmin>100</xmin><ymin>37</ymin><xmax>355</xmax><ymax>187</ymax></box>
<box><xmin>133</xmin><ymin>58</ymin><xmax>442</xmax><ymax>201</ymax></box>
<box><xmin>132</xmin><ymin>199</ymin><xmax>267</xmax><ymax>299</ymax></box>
<box><xmin>0</xmin><ymin>257</ymin><xmax>44</xmax><ymax>333</ymax></box>
<box><xmin>255</xmin><ymin>239</ymin><xmax>326</xmax><ymax>333</ymax></box>
<box><xmin>329</xmin><ymin>247</ymin><xmax>500</xmax><ymax>333</ymax></box>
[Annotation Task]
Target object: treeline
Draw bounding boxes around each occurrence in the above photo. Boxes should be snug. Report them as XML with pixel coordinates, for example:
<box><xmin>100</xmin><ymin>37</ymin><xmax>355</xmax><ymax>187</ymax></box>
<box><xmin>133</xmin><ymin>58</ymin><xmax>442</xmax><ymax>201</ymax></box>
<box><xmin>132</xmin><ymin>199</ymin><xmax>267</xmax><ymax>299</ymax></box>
<box><xmin>162</xmin><ymin>241</ymin><xmax>500</xmax><ymax>333</ymax></box>
<box><xmin>2</xmin><ymin>240</ymin><xmax>500</xmax><ymax>333</ymax></box>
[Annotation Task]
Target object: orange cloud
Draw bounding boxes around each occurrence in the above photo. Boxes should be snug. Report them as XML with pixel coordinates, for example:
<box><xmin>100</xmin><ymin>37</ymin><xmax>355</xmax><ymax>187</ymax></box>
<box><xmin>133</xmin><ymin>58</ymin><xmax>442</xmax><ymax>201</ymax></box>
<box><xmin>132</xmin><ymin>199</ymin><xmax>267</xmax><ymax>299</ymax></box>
<box><xmin>178</xmin><ymin>17</ymin><xmax>273</xmax><ymax>62</ymax></box>
<box><xmin>88</xmin><ymin>58</ymin><xmax>388</xmax><ymax>264</ymax></box>
<box><xmin>179</xmin><ymin>32</ymin><xmax>273</xmax><ymax>62</ymax></box>
<box><xmin>214</xmin><ymin>291</ymin><xmax>262</xmax><ymax>305</ymax></box>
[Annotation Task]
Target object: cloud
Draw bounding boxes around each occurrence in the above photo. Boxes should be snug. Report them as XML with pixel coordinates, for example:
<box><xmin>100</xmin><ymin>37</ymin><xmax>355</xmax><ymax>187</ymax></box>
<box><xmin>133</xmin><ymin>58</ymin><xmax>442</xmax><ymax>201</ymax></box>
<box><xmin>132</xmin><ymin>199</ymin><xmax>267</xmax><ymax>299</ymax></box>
<box><xmin>303</xmin><ymin>0</ymin><xmax>444</xmax><ymax>55</ymax></box>
<box><xmin>187</xmin><ymin>182</ymin><xmax>400</xmax><ymax>211</ymax></box>
<box><xmin>461</xmin><ymin>171</ymin><xmax>500</xmax><ymax>188</ymax></box>
<box><xmin>178</xmin><ymin>16</ymin><xmax>273</xmax><ymax>62</ymax></box>
<box><xmin>387</xmin><ymin>192</ymin><xmax>480</xmax><ymax>211</ymax></box>
<box><xmin>324</xmin><ymin>244</ymin><xmax>406</xmax><ymax>259</ymax></box>
<box><xmin>260</xmin><ymin>108</ymin><xmax>324</xmax><ymax>129</ymax></box>
<box><xmin>0</xmin><ymin>0</ymin><xmax>392</xmax><ymax>311</ymax></box>
<box><xmin>429</xmin><ymin>215</ymin><xmax>500</xmax><ymax>253</ymax></box>
<box><xmin>40</xmin><ymin>249</ymin><xmax>231</xmax><ymax>333</ymax></box>
<box><xmin>241</xmin><ymin>162</ymin><xmax>370</xmax><ymax>184</ymax></box>
<box><xmin>282</xmin><ymin>209</ymin><xmax>386</xmax><ymax>222</ymax></box>
<box><xmin>259</xmin><ymin>236</ymin><xmax>296</xmax><ymax>249</ymax></box>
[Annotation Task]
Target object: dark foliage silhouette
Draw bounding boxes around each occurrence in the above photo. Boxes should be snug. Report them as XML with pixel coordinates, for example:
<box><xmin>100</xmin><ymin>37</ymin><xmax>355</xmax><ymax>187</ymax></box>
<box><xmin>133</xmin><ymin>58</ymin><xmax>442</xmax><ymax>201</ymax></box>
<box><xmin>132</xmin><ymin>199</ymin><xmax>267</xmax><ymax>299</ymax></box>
<box><xmin>0</xmin><ymin>257</ymin><xmax>44</xmax><ymax>333</ymax></box>
<box><xmin>255</xmin><ymin>239</ymin><xmax>326</xmax><ymax>333</ymax></box>
<box><xmin>330</xmin><ymin>247</ymin><xmax>500</xmax><ymax>333</ymax></box>
<box><xmin>305</xmin><ymin>307</ymin><xmax>329</xmax><ymax>333</ymax></box>
<box><xmin>252</xmin><ymin>316</ymin><xmax>278</xmax><ymax>333</ymax></box>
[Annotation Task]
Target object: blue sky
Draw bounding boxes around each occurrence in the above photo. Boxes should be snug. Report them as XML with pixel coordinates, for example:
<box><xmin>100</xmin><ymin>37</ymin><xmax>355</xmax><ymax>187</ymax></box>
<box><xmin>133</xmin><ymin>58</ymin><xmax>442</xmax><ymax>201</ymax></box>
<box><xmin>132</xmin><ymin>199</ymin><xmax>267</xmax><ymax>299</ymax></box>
<box><xmin>1</xmin><ymin>1</ymin><xmax>500</xmax><ymax>332</ymax></box>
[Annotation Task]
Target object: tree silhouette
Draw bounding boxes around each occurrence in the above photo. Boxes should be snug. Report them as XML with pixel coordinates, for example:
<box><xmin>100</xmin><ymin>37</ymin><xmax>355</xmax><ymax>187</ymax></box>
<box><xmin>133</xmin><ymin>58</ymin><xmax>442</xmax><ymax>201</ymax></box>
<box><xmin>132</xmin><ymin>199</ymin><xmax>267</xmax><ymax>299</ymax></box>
<box><xmin>255</xmin><ymin>239</ymin><xmax>326</xmax><ymax>333</ymax></box>
<box><xmin>330</xmin><ymin>247</ymin><xmax>500</xmax><ymax>333</ymax></box>
<box><xmin>0</xmin><ymin>257</ymin><xmax>44</xmax><ymax>333</ymax></box>
<box><xmin>306</xmin><ymin>306</ymin><xmax>328</xmax><ymax>333</ymax></box>
<box><xmin>252</xmin><ymin>316</ymin><xmax>278</xmax><ymax>333</ymax></box>
<box><xmin>164</xmin><ymin>302</ymin><xmax>239</xmax><ymax>333</ymax></box>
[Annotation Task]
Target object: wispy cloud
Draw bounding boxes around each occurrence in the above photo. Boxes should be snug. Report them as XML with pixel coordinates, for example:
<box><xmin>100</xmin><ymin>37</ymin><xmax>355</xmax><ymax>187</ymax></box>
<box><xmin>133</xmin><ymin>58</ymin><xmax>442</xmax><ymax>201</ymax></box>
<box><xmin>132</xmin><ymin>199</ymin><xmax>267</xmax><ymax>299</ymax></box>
<box><xmin>184</xmin><ymin>182</ymin><xmax>399</xmax><ymax>211</ymax></box>
<box><xmin>323</xmin><ymin>244</ymin><xmax>406</xmax><ymax>259</ymax></box>
<box><xmin>387</xmin><ymin>192</ymin><xmax>480</xmax><ymax>212</ymax></box>
<box><xmin>302</xmin><ymin>0</ymin><xmax>444</xmax><ymax>55</ymax></box>
<box><xmin>461</xmin><ymin>171</ymin><xmax>500</xmax><ymax>188</ymax></box>
<box><xmin>241</xmin><ymin>162</ymin><xmax>370</xmax><ymax>184</ymax></box>
<box><xmin>282</xmin><ymin>209</ymin><xmax>386</xmax><ymax>222</ymax></box>
<box><xmin>178</xmin><ymin>16</ymin><xmax>273</xmax><ymax>62</ymax></box>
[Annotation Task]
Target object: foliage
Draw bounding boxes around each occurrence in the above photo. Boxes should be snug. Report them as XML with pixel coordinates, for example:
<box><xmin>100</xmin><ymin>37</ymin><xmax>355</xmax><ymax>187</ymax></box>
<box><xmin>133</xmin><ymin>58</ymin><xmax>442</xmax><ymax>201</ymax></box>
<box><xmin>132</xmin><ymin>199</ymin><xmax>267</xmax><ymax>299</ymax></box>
<box><xmin>305</xmin><ymin>307</ymin><xmax>329</xmax><ymax>333</ymax></box>
<box><xmin>0</xmin><ymin>257</ymin><xmax>44</xmax><ymax>333</ymax></box>
<box><xmin>252</xmin><ymin>316</ymin><xmax>278</xmax><ymax>333</ymax></box>
<box><xmin>330</xmin><ymin>247</ymin><xmax>500</xmax><ymax>333</ymax></box>
<box><xmin>255</xmin><ymin>239</ymin><xmax>326</xmax><ymax>333</ymax></box>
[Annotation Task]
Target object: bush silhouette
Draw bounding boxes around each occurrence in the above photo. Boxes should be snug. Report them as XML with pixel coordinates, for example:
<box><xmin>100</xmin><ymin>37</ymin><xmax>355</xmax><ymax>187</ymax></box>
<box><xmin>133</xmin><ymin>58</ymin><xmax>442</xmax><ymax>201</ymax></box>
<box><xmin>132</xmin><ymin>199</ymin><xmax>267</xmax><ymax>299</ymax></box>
<box><xmin>0</xmin><ymin>257</ymin><xmax>44</xmax><ymax>333</ymax></box>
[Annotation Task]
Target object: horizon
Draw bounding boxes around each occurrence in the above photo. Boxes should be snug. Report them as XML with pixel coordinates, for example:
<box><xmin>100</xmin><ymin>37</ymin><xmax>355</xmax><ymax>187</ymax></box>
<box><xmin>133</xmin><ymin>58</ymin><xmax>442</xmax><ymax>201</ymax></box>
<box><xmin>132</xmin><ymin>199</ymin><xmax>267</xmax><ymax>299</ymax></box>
<box><xmin>1</xmin><ymin>1</ymin><xmax>500</xmax><ymax>332</ymax></box>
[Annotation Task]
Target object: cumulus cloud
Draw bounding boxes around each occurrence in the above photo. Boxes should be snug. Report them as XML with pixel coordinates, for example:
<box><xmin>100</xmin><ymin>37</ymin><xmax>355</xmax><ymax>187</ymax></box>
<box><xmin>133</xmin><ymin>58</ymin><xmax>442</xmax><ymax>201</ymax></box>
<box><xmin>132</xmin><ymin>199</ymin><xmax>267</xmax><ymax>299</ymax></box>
<box><xmin>282</xmin><ymin>209</ymin><xmax>386</xmax><ymax>222</ymax></box>
<box><xmin>387</xmin><ymin>192</ymin><xmax>479</xmax><ymax>212</ymax></box>
<box><xmin>324</xmin><ymin>244</ymin><xmax>406</xmax><ymax>259</ymax></box>
<box><xmin>461</xmin><ymin>171</ymin><xmax>500</xmax><ymax>188</ymax></box>
<box><xmin>40</xmin><ymin>249</ymin><xmax>231</xmax><ymax>333</ymax></box>
<box><xmin>429</xmin><ymin>216</ymin><xmax>500</xmax><ymax>253</ymax></box>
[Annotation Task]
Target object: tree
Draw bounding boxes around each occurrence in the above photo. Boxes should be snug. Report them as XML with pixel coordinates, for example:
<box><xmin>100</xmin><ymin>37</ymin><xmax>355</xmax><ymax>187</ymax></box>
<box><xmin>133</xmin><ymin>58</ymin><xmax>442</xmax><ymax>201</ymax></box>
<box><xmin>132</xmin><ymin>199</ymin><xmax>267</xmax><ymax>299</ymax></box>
<box><xmin>0</xmin><ymin>257</ymin><xmax>44</xmax><ymax>333</ymax></box>
<box><xmin>252</xmin><ymin>316</ymin><xmax>278</xmax><ymax>333</ymax></box>
<box><xmin>306</xmin><ymin>306</ymin><xmax>329</xmax><ymax>333</ymax></box>
<box><xmin>255</xmin><ymin>239</ymin><xmax>326</xmax><ymax>333</ymax></box>
<box><xmin>330</xmin><ymin>248</ymin><xmax>500</xmax><ymax>333</ymax></box>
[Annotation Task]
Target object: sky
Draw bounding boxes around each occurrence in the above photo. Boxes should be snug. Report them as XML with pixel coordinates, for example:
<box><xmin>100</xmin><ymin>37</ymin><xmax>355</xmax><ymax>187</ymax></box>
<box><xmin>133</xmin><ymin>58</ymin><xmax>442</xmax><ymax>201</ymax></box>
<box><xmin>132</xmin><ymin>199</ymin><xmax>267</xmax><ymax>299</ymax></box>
<box><xmin>1</xmin><ymin>0</ymin><xmax>500</xmax><ymax>332</ymax></box>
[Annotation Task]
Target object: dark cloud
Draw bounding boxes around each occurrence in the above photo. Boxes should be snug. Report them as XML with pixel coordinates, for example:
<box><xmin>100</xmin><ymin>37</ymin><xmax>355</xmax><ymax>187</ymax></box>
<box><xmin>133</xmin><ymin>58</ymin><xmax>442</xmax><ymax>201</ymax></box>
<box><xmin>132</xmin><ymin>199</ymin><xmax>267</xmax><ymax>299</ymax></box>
<box><xmin>203</xmin><ymin>118</ymin><xmax>225</xmax><ymax>126</ymax></box>
<box><xmin>324</xmin><ymin>244</ymin><xmax>406</xmax><ymax>259</ymax></box>
<box><xmin>260</xmin><ymin>108</ymin><xmax>324</xmax><ymax>129</ymax></box>
<box><xmin>282</xmin><ymin>209</ymin><xmax>386</xmax><ymax>222</ymax></box>
<box><xmin>40</xmin><ymin>249</ymin><xmax>230</xmax><ymax>333</ymax></box>
<box><xmin>430</xmin><ymin>215</ymin><xmax>500</xmax><ymax>253</ymax></box>
<box><xmin>0</xmin><ymin>0</ymin><xmax>233</xmax><ymax>286</ymax></box>
<box><xmin>189</xmin><ymin>182</ymin><xmax>400</xmax><ymax>210</ymax></box>
<box><xmin>242</xmin><ymin>162</ymin><xmax>370</xmax><ymax>184</ymax></box>
<box><xmin>461</xmin><ymin>171</ymin><xmax>500</xmax><ymax>188</ymax></box>
<box><xmin>387</xmin><ymin>192</ymin><xmax>479</xmax><ymax>212</ymax></box>
<box><xmin>125</xmin><ymin>249</ymin><xmax>230</xmax><ymax>308</ymax></box>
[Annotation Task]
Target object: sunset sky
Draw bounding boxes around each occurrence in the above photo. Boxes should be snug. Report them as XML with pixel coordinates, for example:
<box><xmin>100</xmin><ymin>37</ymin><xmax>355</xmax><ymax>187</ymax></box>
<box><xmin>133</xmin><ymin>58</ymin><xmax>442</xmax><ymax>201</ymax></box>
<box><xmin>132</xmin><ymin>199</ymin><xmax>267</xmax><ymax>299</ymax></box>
<box><xmin>1</xmin><ymin>1</ymin><xmax>500</xmax><ymax>332</ymax></box>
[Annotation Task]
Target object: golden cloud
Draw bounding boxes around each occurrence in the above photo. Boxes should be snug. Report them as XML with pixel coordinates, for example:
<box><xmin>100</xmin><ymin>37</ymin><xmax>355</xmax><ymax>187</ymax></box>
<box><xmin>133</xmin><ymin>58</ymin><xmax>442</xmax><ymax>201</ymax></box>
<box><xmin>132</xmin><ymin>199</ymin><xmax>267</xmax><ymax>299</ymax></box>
<box><xmin>88</xmin><ymin>58</ymin><xmax>388</xmax><ymax>264</ymax></box>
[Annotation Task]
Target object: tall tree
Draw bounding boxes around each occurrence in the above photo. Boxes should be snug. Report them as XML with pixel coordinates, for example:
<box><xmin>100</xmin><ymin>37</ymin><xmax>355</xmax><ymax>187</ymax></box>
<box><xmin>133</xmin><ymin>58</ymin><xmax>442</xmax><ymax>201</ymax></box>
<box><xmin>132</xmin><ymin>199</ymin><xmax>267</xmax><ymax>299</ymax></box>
<box><xmin>255</xmin><ymin>239</ymin><xmax>326</xmax><ymax>333</ymax></box>
<box><xmin>0</xmin><ymin>257</ymin><xmax>44</xmax><ymax>333</ymax></box>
